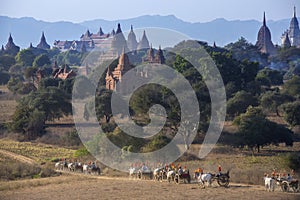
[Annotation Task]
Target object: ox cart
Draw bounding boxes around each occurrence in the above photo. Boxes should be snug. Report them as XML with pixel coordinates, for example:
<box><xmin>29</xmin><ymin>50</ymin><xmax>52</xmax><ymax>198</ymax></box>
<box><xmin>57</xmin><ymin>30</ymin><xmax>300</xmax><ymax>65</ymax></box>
<box><xmin>138</xmin><ymin>169</ymin><xmax>153</xmax><ymax>180</ymax></box>
<box><xmin>194</xmin><ymin>171</ymin><xmax>230</xmax><ymax>188</ymax></box>
<box><xmin>174</xmin><ymin>172</ymin><xmax>191</xmax><ymax>184</ymax></box>
<box><xmin>212</xmin><ymin>171</ymin><xmax>230</xmax><ymax>187</ymax></box>
<box><xmin>276</xmin><ymin>177</ymin><xmax>299</xmax><ymax>192</ymax></box>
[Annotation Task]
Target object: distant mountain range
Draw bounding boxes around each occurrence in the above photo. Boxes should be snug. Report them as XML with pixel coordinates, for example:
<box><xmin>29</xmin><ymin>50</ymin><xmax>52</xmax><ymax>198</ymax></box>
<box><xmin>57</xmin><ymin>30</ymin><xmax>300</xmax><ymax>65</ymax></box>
<box><xmin>0</xmin><ymin>15</ymin><xmax>292</xmax><ymax>49</ymax></box>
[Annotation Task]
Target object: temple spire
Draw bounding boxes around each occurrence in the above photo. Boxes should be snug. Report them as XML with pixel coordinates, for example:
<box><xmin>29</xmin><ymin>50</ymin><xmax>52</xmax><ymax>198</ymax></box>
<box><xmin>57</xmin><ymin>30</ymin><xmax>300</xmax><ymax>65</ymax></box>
<box><xmin>98</xmin><ymin>27</ymin><xmax>104</xmax><ymax>36</ymax></box>
<box><xmin>37</xmin><ymin>32</ymin><xmax>50</xmax><ymax>49</ymax></box>
<box><xmin>8</xmin><ymin>33</ymin><xmax>13</xmax><ymax>43</ymax></box>
<box><xmin>294</xmin><ymin>6</ymin><xmax>296</xmax><ymax>18</ymax></box>
<box><xmin>116</xmin><ymin>23</ymin><xmax>122</xmax><ymax>34</ymax></box>
<box><xmin>263</xmin><ymin>12</ymin><xmax>266</xmax><ymax>26</ymax></box>
<box><xmin>41</xmin><ymin>31</ymin><xmax>46</xmax><ymax>40</ymax></box>
<box><xmin>131</xmin><ymin>25</ymin><xmax>133</xmax><ymax>31</ymax></box>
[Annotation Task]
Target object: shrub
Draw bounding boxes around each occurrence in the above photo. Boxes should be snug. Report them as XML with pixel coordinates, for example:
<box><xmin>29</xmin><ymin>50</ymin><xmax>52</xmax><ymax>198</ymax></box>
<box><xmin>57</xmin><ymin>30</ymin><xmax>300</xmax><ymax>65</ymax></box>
<box><xmin>74</xmin><ymin>147</ymin><xmax>90</xmax><ymax>158</ymax></box>
<box><xmin>283</xmin><ymin>153</ymin><xmax>300</xmax><ymax>171</ymax></box>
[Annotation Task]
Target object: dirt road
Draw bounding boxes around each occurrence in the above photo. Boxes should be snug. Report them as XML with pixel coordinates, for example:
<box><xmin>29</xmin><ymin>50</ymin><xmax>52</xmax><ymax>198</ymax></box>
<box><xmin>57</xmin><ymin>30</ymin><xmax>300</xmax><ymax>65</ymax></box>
<box><xmin>0</xmin><ymin>174</ymin><xmax>299</xmax><ymax>200</ymax></box>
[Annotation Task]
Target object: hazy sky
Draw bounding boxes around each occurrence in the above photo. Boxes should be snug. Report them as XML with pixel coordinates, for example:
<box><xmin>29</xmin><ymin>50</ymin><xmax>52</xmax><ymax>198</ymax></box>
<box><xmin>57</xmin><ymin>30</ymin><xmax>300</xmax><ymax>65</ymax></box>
<box><xmin>1</xmin><ymin>0</ymin><xmax>299</xmax><ymax>23</ymax></box>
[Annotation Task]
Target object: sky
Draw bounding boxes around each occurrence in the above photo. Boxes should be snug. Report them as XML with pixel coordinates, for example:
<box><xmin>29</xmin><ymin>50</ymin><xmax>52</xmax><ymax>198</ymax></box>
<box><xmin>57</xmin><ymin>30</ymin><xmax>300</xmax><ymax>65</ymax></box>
<box><xmin>0</xmin><ymin>0</ymin><xmax>299</xmax><ymax>23</ymax></box>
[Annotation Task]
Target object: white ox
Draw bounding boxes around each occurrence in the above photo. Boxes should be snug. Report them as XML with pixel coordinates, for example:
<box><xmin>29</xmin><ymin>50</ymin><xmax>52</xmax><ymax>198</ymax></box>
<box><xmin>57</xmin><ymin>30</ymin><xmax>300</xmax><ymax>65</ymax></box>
<box><xmin>153</xmin><ymin>168</ymin><xmax>162</xmax><ymax>181</ymax></box>
<box><xmin>129</xmin><ymin>167</ymin><xmax>137</xmax><ymax>179</ymax></box>
<box><xmin>83</xmin><ymin>164</ymin><xmax>89</xmax><ymax>174</ymax></box>
<box><xmin>167</xmin><ymin>170</ymin><xmax>175</xmax><ymax>182</ymax></box>
<box><xmin>264</xmin><ymin>176</ymin><xmax>275</xmax><ymax>192</ymax></box>
<box><xmin>197</xmin><ymin>173</ymin><xmax>213</xmax><ymax>188</ymax></box>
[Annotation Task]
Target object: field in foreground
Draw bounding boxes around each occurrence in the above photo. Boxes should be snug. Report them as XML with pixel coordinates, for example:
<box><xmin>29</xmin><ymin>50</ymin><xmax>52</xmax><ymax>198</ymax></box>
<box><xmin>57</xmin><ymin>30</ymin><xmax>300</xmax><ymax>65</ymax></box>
<box><xmin>0</xmin><ymin>173</ymin><xmax>299</xmax><ymax>200</ymax></box>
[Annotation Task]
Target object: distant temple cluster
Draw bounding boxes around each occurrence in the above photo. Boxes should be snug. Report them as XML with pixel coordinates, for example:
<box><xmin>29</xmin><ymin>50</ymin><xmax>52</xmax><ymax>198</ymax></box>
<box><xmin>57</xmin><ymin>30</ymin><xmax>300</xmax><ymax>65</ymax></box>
<box><xmin>1</xmin><ymin>6</ymin><xmax>299</xmax><ymax>86</ymax></box>
<box><xmin>53</xmin><ymin>24</ymin><xmax>152</xmax><ymax>55</ymax></box>
<box><xmin>256</xmin><ymin>6</ymin><xmax>300</xmax><ymax>54</ymax></box>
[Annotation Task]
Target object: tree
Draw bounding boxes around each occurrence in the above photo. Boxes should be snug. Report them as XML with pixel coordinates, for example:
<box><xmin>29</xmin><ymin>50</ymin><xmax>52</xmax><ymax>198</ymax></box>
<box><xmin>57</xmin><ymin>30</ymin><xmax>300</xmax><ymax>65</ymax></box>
<box><xmin>234</xmin><ymin>106</ymin><xmax>293</xmax><ymax>153</ymax></box>
<box><xmin>24</xmin><ymin>67</ymin><xmax>37</xmax><ymax>83</ymax></box>
<box><xmin>0</xmin><ymin>54</ymin><xmax>16</xmax><ymax>71</ymax></box>
<box><xmin>15</xmin><ymin>49</ymin><xmax>35</xmax><ymax>66</ymax></box>
<box><xmin>85</xmin><ymin>89</ymin><xmax>113</xmax><ymax>123</ymax></box>
<box><xmin>33</xmin><ymin>54</ymin><xmax>50</xmax><ymax>68</ymax></box>
<box><xmin>26</xmin><ymin>109</ymin><xmax>46</xmax><ymax>139</ymax></box>
<box><xmin>256</xmin><ymin>68</ymin><xmax>283</xmax><ymax>86</ymax></box>
<box><xmin>225</xmin><ymin>37</ymin><xmax>268</xmax><ymax>67</ymax></box>
<box><xmin>9</xmin><ymin>64</ymin><xmax>23</xmax><ymax>74</ymax></box>
<box><xmin>7</xmin><ymin>76</ymin><xmax>23</xmax><ymax>93</ymax></box>
<box><xmin>38</xmin><ymin>77</ymin><xmax>59</xmax><ymax>88</ymax></box>
<box><xmin>284</xmin><ymin>60</ymin><xmax>300</xmax><ymax>80</ymax></box>
<box><xmin>280</xmin><ymin>101</ymin><xmax>300</xmax><ymax>127</ymax></box>
<box><xmin>282</xmin><ymin>76</ymin><xmax>300</xmax><ymax>97</ymax></box>
<box><xmin>9</xmin><ymin>86</ymin><xmax>72</xmax><ymax>139</ymax></box>
<box><xmin>260</xmin><ymin>91</ymin><xmax>294</xmax><ymax>115</ymax></box>
<box><xmin>31</xmin><ymin>87</ymin><xmax>72</xmax><ymax>121</ymax></box>
<box><xmin>227</xmin><ymin>91</ymin><xmax>258</xmax><ymax>118</ymax></box>
<box><xmin>10</xmin><ymin>102</ymin><xmax>45</xmax><ymax>139</ymax></box>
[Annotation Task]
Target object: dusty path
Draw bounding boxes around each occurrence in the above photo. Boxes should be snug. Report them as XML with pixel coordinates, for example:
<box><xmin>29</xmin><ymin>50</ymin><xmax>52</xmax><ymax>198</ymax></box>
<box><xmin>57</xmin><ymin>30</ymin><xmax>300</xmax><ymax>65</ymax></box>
<box><xmin>0</xmin><ymin>149</ymin><xmax>36</xmax><ymax>165</ymax></box>
<box><xmin>0</xmin><ymin>174</ymin><xmax>299</xmax><ymax>200</ymax></box>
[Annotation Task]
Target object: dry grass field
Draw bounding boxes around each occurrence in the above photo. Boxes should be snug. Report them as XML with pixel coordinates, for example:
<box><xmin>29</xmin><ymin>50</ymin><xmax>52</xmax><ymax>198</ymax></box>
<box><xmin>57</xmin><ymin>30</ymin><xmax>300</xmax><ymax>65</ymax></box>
<box><xmin>0</xmin><ymin>138</ymin><xmax>299</xmax><ymax>200</ymax></box>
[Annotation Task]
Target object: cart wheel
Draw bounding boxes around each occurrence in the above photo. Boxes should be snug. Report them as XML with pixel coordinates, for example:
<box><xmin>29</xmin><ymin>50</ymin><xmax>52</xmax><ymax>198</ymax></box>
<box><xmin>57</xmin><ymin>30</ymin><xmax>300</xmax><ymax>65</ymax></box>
<box><xmin>175</xmin><ymin>175</ymin><xmax>179</xmax><ymax>184</ymax></box>
<box><xmin>281</xmin><ymin>182</ymin><xmax>289</xmax><ymax>192</ymax></box>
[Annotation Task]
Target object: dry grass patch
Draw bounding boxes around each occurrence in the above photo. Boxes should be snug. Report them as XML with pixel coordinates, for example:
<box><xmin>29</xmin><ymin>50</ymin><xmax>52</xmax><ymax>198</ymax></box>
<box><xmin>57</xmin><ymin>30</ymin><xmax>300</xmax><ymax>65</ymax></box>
<box><xmin>0</xmin><ymin>139</ymin><xmax>75</xmax><ymax>162</ymax></box>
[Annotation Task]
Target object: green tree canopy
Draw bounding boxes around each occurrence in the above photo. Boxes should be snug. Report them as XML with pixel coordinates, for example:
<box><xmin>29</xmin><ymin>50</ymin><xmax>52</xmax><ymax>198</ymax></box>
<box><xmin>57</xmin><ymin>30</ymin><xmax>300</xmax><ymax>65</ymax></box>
<box><xmin>280</xmin><ymin>101</ymin><xmax>300</xmax><ymax>127</ymax></box>
<box><xmin>15</xmin><ymin>49</ymin><xmax>35</xmax><ymax>66</ymax></box>
<box><xmin>0</xmin><ymin>54</ymin><xmax>16</xmax><ymax>71</ymax></box>
<box><xmin>9</xmin><ymin>86</ymin><xmax>72</xmax><ymax>139</ymax></box>
<box><xmin>260</xmin><ymin>91</ymin><xmax>294</xmax><ymax>115</ymax></box>
<box><xmin>282</xmin><ymin>76</ymin><xmax>300</xmax><ymax>97</ymax></box>
<box><xmin>24</xmin><ymin>67</ymin><xmax>37</xmax><ymax>83</ymax></box>
<box><xmin>227</xmin><ymin>91</ymin><xmax>258</xmax><ymax>118</ymax></box>
<box><xmin>256</xmin><ymin>68</ymin><xmax>283</xmax><ymax>86</ymax></box>
<box><xmin>225</xmin><ymin>37</ymin><xmax>268</xmax><ymax>67</ymax></box>
<box><xmin>234</xmin><ymin>106</ymin><xmax>293</xmax><ymax>152</ymax></box>
<box><xmin>33</xmin><ymin>54</ymin><xmax>50</xmax><ymax>68</ymax></box>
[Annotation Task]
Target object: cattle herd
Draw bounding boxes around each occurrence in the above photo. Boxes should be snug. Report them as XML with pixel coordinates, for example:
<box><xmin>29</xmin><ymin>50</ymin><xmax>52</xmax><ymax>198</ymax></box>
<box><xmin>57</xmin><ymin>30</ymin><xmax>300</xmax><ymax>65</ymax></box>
<box><xmin>55</xmin><ymin>160</ymin><xmax>101</xmax><ymax>175</ymax></box>
<box><xmin>54</xmin><ymin>160</ymin><xmax>299</xmax><ymax>192</ymax></box>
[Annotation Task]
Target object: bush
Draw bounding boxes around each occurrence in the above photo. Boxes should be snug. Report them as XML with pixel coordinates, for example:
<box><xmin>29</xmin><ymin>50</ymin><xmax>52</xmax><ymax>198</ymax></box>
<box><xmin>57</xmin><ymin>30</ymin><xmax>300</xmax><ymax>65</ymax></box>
<box><xmin>74</xmin><ymin>147</ymin><xmax>90</xmax><ymax>158</ymax></box>
<box><xmin>283</xmin><ymin>153</ymin><xmax>300</xmax><ymax>171</ymax></box>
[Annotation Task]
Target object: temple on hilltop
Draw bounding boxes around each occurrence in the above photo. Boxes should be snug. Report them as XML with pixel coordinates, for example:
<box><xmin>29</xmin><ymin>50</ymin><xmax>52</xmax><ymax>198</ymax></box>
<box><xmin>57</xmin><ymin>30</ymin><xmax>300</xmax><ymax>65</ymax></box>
<box><xmin>36</xmin><ymin>32</ymin><xmax>50</xmax><ymax>49</ymax></box>
<box><xmin>281</xmin><ymin>6</ymin><xmax>300</xmax><ymax>47</ymax></box>
<box><xmin>4</xmin><ymin>34</ymin><xmax>20</xmax><ymax>55</ymax></box>
<box><xmin>255</xmin><ymin>12</ymin><xmax>276</xmax><ymax>55</ymax></box>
